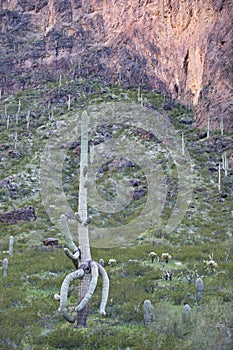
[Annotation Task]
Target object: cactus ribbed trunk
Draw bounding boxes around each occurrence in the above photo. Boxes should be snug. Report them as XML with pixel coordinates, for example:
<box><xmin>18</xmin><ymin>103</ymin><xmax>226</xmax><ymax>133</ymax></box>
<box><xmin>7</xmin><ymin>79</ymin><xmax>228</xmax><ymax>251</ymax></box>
<box><xmin>143</xmin><ymin>300</ymin><xmax>153</xmax><ymax>327</ymax></box>
<box><xmin>77</xmin><ymin>111</ymin><xmax>91</xmax><ymax>328</ymax></box>
<box><xmin>9</xmin><ymin>236</ymin><xmax>14</xmax><ymax>257</ymax></box>
<box><xmin>195</xmin><ymin>277</ymin><xmax>204</xmax><ymax>302</ymax></box>
<box><xmin>2</xmin><ymin>258</ymin><xmax>8</xmax><ymax>277</ymax></box>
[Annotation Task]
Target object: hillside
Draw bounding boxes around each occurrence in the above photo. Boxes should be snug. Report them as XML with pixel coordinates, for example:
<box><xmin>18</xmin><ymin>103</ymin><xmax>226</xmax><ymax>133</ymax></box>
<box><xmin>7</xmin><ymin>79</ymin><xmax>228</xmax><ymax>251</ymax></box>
<box><xmin>0</xmin><ymin>79</ymin><xmax>233</xmax><ymax>349</ymax></box>
<box><xmin>0</xmin><ymin>1</ymin><xmax>233</xmax><ymax>348</ymax></box>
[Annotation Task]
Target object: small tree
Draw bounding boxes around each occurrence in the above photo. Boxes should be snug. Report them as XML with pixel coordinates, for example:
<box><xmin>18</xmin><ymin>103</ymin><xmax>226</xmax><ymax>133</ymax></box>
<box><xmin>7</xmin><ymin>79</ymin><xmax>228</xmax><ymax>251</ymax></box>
<box><xmin>55</xmin><ymin>111</ymin><xmax>109</xmax><ymax>327</ymax></box>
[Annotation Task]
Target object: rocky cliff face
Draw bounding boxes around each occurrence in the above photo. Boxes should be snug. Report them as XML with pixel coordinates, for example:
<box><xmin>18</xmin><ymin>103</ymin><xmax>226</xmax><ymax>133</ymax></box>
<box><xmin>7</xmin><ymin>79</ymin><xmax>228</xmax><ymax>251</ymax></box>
<box><xmin>0</xmin><ymin>0</ymin><xmax>232</xmax><ymax>128</ymax></box>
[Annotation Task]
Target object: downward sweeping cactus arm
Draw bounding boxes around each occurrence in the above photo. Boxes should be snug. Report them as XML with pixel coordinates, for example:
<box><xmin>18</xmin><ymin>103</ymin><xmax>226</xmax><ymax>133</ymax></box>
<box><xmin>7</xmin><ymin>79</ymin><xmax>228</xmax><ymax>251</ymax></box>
<box><xmin>54</xmin><ymin>260</ymin><xmax>109</xmax><ymax>322</ymax></box>
<box><xmin>97</xmin><ymin>262</ymin><xmax>109</xmax><ymax>316</ymax></box>
<box><xmin>58</xmin><ymin>269</ymin><xmax>85</xmax><ymax>323</ymax></box>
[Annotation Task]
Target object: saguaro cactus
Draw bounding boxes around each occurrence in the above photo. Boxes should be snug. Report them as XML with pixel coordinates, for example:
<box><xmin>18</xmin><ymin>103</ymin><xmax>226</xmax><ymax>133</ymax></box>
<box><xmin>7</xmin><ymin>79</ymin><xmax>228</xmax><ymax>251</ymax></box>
<box><xmin>9</xmin><ymin>236</ymin><xmax>14</xmax><ymax>257</ymax></box>
<box><xmin>143</xmin><ymin>299</ymin><xmax>153</xmax><ymax>327</ymax></box>
<box><xmin>2</xmin><ymin>258</ymin><xmax>8</xmax><ymax>276</ymax></box>
<box><xmin>55</xmin><ymin>111</ymin><xmax>109</xmax><ymax>327</ymax></box>
<box><xmin>182</xmin><ymin>304</ymin><xmax>191</xmax><ymax>325</ymax></box>
<box><xmin>195</xmin><ymin>277</ymin><xmax>204</xmax><ymax>302</ymax></box>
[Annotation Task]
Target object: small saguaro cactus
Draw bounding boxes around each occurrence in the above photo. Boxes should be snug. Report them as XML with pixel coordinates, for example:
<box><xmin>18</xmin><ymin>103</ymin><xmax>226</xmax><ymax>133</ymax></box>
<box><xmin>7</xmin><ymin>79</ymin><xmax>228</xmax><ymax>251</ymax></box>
<box><xmin>222</xmin><ymin>151</ymin><xmax>228</xmax><ymax>176</ymax></box>
<box><xmin>181</xmin><ymin>131</ymin><xmax>185</xmax><ymax>155</ymax></box>
<box><xmin>9</xmin><ymin>236</ymin><xmax>14</xmax><ymax>257</ymax></box>
<box><xmin>99</xmin><ymin>259</ymin><xmax>105</xmax><ymax>267</ymax></box>
<box><xmin>26</xmin><ymin>111</ymin><xmax>30</xmax><ymax>129</ymax></box>
<box><xmin>218</xmin><ymin>163</ymin><xmax>221</xmax><ymax>192</ymax></box>
<box><xmin>67</xmin><ymin>94</ymin><xmax>71</xmax><ymax>111</ymax></box>
<box><xmin>2</xmin><ymin>258</ymin><xmax>8</xmax><ymax>276</ymax></box>
<box><xmin>143</xmin><ymin>299</ymin><xmax>153</xmax><ymax>327</ymax></box>
<box><xmin>149</xmin><ymin>251</ymin><xmax>157</xmax><ymax>263</ymax></box>
<box><xmin>195</xmin><ymin>277</ymin><xmax>204</xmax><ymax>302</ymax></box>
<box><xmin>182</xmin><ymin>304</ymin><xmax>191</xmax><ymax>323</ymax></box>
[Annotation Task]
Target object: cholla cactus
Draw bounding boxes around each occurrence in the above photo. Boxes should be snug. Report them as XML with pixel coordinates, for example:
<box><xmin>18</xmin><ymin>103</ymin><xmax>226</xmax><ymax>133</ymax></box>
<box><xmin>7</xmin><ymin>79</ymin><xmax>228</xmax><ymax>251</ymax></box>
<box><xmin>143</xmin><ymin>299</ymin><xmax>153</xmax><ymax>327</ymax></box>
<box><xmin>204</xmin><ymin>253</ymin><xmax>217</xmax><ymax>271</ymax></box>
<box><xmin>108</xmin><ymin>259</ymin><xmax>117</xmax><ymax>267</ymax></box>
<box><xmin>149</xmin><ymin>251</ymin><xmax>157</xmax><ymax>263</ymax></box>
<box><xmin>161</xmin><ymin>253</ymin><xmax>172</xmax><ymax>263</ymax></box>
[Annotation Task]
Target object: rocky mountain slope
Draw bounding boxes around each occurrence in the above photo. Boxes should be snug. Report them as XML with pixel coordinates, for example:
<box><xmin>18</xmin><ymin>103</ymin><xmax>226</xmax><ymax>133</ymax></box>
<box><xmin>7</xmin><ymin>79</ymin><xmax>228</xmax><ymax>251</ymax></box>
<box><xmin>0</xmin><ymin>0</ymin><xmax>232</xmax><ymax>129</ymax></box>
<box><xmin>0</xmin><ymin>81</ymin><xmax>233</xmax><ymax>348</ymax></box>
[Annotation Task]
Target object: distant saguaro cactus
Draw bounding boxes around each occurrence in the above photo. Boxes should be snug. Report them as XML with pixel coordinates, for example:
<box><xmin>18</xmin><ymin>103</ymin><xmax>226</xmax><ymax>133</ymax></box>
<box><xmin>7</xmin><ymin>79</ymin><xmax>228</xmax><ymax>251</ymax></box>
<box><xmin>195</xmin><ymin>277</ymin><xmax>204</xmax><ymax>301</ymax></box>
<box><xmin>2</xmin><ymin>258</ymin><xmax>8</xmax><ymax>276</ymax></box>
<box><xmin>99</xmin><ymin>259</ymin><xmax>105</xmax><ymax>267</ymax></box>
<box><xmin>9</xmin><ymin>236</ymin><xmax>14</xmax><ymax>257</ymax></box>
<box><xmin>182</xmin><ymin>304</ymin><xmax>191</xmax><ymax>323</ymax></box>
<box><xmin>143</xmin><ymin>299</ymin><xmax>153</xmax><ymax>327</ymax></box>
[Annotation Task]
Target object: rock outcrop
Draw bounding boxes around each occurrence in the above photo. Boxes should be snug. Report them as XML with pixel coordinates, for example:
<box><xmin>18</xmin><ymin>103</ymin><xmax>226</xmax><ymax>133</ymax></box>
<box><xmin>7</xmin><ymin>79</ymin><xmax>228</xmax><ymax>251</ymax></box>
<box><xmin>0</xmin><ymin>206</ymin><xmax>36</xmax><ymax>224</ymax></box>
<box><xmin>0</xmin><ymin>0</ymin><xmax>232</xmax><ymax>128</ymax></box>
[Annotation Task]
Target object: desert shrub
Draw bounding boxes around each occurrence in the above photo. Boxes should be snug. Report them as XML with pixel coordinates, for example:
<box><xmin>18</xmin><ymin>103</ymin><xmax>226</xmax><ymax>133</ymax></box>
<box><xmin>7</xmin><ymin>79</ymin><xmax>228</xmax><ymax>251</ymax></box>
<box><xmin>37</xmin><ymin>325</ymin><xmax>178</xmax><ymax>350</ymax></box>
<box><xmin>150</xmin><ymin>298</ymin><xmax>233</xmax><ymax>350</ymax></box>
<box><xmin>107</xmin><ymin>280</ymin><xmax>145</xmax><ymax>323</ymax></box>
<box><xmin>169</xmin><ymin>280</ymin><xmax>195</xmax><ymax>305</ymax></box>
<box><xmin>182</xmin><ymin>298</ymin><xmax>233</xmax><ymax>350</ymax></box>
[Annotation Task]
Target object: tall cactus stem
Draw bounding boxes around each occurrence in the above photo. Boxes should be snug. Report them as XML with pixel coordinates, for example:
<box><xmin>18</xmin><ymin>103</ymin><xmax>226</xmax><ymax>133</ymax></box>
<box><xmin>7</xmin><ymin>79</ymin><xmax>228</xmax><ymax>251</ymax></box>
<box><xmin>2</xmin><ymin>258</ymin><xmax>8</xmax><ymax>276</ymax></box>
<box><xmin>9</xmin><ymin>236</ymin><xmax>14</xmax><ymax>257</ymax></box>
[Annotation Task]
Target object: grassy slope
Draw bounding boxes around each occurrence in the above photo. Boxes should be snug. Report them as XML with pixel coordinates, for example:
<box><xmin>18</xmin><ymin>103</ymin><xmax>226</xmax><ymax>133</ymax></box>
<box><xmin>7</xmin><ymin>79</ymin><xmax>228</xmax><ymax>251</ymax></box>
<box><xmin>0</xmin><ymin>78</ymin><xmax>232</xmax><ymax>350</ymax></box>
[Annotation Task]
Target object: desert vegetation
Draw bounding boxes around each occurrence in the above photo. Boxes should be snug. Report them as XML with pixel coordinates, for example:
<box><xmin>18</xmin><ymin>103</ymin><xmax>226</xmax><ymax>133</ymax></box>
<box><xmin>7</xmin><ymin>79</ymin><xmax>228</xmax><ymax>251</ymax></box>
<box><xmin>0</xmin><ymin>77</ymin><xmax>232</xmax><ymax>349</ymax></box>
